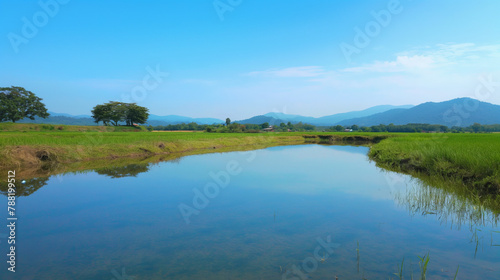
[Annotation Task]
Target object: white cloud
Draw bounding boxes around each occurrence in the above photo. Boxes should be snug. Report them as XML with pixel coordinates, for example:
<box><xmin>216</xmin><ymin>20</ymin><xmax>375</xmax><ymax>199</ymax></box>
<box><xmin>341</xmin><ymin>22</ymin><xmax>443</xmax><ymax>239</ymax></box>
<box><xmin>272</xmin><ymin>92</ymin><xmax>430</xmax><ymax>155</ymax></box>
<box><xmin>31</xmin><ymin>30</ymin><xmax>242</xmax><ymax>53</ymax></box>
<box><xmin>342</xmin><ymin>43</ymin><xmax>500</xmax><ymax>73</ymax></box>
<box><xmin>342</xmin><ymin>55</ymin><xmax>436</xmax><ymax>73</ymax></box>
<box><xmin>214</xmin><ymin>43</ymin><xmax>500</xmax><ymax>118</ymax></box>
<box><xmin>400</xmin><ymin>43</ymin><xmax>500</xmax><ymax>65</ymax></box>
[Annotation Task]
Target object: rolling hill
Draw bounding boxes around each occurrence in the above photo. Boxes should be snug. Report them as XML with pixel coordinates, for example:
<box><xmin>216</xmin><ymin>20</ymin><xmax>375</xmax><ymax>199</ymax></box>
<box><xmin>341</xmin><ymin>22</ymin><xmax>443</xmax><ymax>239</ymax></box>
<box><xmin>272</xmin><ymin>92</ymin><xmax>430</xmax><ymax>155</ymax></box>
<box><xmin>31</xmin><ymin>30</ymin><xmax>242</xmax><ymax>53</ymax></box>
<box><xmin>237</xmin><ymin>105</ymin><xmax>414</xmax><ymax>126</ymax></box>
<box><xmin>237</xmin><ymin>115</ymin><xmax>288</xmax><ymax>125</ymax></box>
<box><xmin>15</xmin><ymin>112</ymin><xmax>224</xmax><ymax>126</ymax></box>
<box><xmin>338</xmin><ymin>98</ymin><xmax>500</xmax><ymax>127</ymax></box>
<box><xmin>10</xmin><ymin>98</ymin><xmax>500</xmax><ymax>127</ymax></box>
<box><xmin>147</xmin><ymin>115</ymin><xmax>223</xmax><ymax>125</ymax></box>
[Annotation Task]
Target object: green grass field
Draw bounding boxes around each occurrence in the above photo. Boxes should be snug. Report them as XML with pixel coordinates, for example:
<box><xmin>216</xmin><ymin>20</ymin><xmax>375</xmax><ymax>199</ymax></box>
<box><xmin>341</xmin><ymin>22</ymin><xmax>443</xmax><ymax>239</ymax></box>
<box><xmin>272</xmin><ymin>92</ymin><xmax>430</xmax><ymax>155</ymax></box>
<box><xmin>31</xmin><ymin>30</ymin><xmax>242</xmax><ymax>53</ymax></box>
<box><xmin>369</xmin><ymin>133</ymin><xmax>500</xmax><ymax>190</ymax></box>
<box><xmin>0</xmin><ymin>123</ymin><xmax>498</xmax><ymax>200</ymax></box>
<box><xmin>0</xmin><ymin>123</ymin><xmax>305</xmax><ymax>170</ymax></box>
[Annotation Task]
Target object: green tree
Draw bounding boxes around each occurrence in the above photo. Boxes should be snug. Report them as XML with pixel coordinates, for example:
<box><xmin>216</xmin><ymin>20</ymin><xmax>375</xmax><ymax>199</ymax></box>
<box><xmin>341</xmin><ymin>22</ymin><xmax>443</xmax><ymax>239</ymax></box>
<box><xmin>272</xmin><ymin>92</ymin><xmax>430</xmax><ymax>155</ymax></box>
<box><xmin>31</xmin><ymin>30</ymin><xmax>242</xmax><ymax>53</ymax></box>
<box><xmin>92</xmin><ymin>101</ymin><xmax>149</xmax><ymax>126</ymax></box>
<box><xmin>471</xmin><ymin>123</ymin><xmax>482</xmax><ymax>133</ymax></box>
<box><xmin>0</xmin><ymin>86</ymin><xmax>49</xmax><ymax>123</ymax></box>
<box><xmin>226</xmin><ymin>118</ymin><xmax>231</xmax><ymax>126</ymax></box>
<box><xmin>125</xmin><ymin>103</ymin><xmax>149</xmax><ymax>125</ymax></box>
<box><xmin>91</xmin><ymin>104</ymin><xmax>112</xmax><ymax>125</ymax></box>
<box><xmin>334</xmin><ymin>125</ymin><xmax>344</xmax><ymax>132</ymax></box>
<box><xmin>108</xmin><ymin>102</ymin><xmax>127</xmax><ymax>126</ymax></box>
<box><xmin>261</xmin><ymin>122</ymin><xmax>269</xmax><ymax>129</ymax></box>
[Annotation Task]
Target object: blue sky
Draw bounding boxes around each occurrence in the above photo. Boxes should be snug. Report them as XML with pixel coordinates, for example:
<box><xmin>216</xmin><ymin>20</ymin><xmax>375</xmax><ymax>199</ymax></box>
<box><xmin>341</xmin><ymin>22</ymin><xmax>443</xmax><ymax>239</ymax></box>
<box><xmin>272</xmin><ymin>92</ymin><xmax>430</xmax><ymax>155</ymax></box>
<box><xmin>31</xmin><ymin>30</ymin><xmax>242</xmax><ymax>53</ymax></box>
<box><xmin>1</xmin><ymin>0</ymin><xmax>500</xmax><ymax>119</ymax></box>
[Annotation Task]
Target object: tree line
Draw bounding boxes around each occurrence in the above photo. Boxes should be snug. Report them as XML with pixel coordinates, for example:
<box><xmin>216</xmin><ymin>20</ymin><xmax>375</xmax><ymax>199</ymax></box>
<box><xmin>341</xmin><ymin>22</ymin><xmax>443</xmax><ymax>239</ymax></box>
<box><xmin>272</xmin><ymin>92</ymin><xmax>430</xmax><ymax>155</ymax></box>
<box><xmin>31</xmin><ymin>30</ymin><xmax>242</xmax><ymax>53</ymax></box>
<box><xmin>2</xmin><ymin>86</ymin><xmax>500</xmax><ymax>133</ymax></box>
<box><xmin>153</xmin><ymin>121</ymin><xmax>317</xmax><ymax>132</ymax></box>
<box><xmin>327</xmin><ymin>123</ymin><xmax>500</xmax><ymax>133</ymax></box>
<box><xmin>154</xmin><ymin>122</ymin><xmax>500</xmax><ymax>133</ymax></box>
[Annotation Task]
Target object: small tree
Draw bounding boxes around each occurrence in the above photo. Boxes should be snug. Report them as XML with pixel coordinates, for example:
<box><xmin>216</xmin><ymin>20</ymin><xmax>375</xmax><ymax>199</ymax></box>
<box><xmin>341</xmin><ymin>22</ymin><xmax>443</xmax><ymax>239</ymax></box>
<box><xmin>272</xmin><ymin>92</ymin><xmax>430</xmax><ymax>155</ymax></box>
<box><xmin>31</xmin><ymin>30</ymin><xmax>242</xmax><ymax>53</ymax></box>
<box><xmin>471</xmin><ymin>123</ymin><xmax>482</xmax><ymax>133</ymax></box>
<box><xmin>226</xmin><ymin>118</ymin><xmax>231</xmax><ymax>126</ymax></box>
<box><xmin>334</xmin><ymin>125</ymin><xmax>344</xmax><ymax>132</ymax></box>
<box><xmin>0</xmin><ymin>86</ymin><xmax>49</xmax><ymax>122</ymax></box>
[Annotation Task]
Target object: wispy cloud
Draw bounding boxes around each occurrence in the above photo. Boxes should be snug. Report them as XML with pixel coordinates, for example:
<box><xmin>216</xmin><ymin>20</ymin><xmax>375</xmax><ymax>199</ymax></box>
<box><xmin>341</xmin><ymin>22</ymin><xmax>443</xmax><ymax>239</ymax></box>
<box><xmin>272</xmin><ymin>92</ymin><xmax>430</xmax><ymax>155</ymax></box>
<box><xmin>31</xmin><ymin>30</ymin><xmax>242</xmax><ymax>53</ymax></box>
<box><xmin>244</xmin><ymin>43</ymin><xmax>500</xmax><ymax>80</ymax></box>
<box><xmin>245</xmin><ymin>66</ymin><xmax>325</xmax><ymax>78</ymax></box>
<box><xmin>342</xmin><ymin>55</ymin><xmax>436</xmax><ymax>73</ymax></box>
<box><xmin>232</xmin><ymin>43</ymin><xmax>500</xmax><ymax>116</ymax></box>
<box><xmin>341</xmin><ymin>43</ymin><xmax>500</xmax><ymax>74</ymax></box>
<box><xmin>400</xmin><ymin>43</ymin><xmax>500</xmax><ymax>65</ymax></box>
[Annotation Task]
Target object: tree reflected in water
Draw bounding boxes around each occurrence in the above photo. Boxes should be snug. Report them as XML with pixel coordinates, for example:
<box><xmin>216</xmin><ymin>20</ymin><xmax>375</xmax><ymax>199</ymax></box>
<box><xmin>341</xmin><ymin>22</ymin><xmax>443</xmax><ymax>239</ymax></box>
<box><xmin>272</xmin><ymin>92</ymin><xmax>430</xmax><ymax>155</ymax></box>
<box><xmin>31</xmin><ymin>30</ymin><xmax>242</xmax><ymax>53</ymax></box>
<box><xmin>0</xmin><ymin>177</ymin><xmax>50</xmax><ymax>197</ymax></box>
<box><xmin>95</xmin><ymin>163</ymin><xmax>150</xmax><ymax>178</ymax></box>
<box><xmin>0</xmin><ymin>163</ymin><xmax>153</xmax><ymax>197</ymax></box>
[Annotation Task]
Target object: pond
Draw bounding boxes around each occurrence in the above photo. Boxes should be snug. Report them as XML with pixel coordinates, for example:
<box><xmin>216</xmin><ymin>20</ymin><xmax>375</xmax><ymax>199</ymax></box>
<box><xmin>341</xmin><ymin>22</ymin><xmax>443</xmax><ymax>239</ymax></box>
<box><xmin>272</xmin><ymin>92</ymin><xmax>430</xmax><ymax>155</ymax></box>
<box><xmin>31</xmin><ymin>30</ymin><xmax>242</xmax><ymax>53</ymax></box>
<box><xmin>0</xmin><ymin>144</ymin><xmax>498</xmax><ymax>279</ymax></box>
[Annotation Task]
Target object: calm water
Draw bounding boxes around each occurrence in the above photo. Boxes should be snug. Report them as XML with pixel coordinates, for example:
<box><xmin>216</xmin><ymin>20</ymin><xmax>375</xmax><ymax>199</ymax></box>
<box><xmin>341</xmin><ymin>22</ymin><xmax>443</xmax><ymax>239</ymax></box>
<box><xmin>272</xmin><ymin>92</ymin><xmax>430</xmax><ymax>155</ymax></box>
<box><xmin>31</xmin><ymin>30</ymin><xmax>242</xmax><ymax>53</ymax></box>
<box><xmin>1</xmin><ymin>144</ymin><xmax>499</xmax><ymax>279</ymax></box>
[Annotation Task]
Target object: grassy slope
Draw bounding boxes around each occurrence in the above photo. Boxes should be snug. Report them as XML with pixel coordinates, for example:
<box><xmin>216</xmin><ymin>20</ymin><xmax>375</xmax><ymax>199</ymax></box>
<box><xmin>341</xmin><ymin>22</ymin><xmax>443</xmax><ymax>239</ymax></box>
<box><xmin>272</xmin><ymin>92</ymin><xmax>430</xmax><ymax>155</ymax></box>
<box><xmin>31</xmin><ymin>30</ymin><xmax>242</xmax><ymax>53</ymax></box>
<box><xmin>0</xmin><ymin>123</ymin><xmax>304</xmax><ymax>169</ymax></box>
<box><xmin>369</xmin><ymin>133</ymin><xmax>500</xmax><ymax>194</ymax></box>
<box><xmin>0</xmin><ymin>122</ymin><xmax>147</xmax><ymax>132</ymax></box>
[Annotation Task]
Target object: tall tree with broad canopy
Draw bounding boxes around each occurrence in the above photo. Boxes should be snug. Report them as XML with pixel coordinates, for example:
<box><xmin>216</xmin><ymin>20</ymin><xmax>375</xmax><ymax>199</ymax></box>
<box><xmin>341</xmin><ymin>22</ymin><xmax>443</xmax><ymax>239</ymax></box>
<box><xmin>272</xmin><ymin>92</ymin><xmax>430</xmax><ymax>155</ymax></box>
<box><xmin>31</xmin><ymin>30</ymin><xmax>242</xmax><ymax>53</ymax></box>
<box><xmin>0</xmin><ymin>86</ymin><xmax>50</xmax><ymax>122</ymax></box>
<box><xmin>125</xmin><ymin>103</ymin><xmax>149</xmax><ymax>126</ymax></box>
<box><xmin>91</xmin><ymin>101</ymin><xmax>149</xmax><ymax>126</ymax></box>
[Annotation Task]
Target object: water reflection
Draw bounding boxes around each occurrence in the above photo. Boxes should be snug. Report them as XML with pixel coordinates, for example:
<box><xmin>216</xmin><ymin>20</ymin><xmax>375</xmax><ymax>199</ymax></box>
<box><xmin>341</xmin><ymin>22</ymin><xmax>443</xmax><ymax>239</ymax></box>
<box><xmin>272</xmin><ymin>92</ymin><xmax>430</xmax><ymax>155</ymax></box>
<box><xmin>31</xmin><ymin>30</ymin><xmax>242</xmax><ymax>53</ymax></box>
<box><xmin>393</xmin><ymin>176</ymin><xmax>500</xmax><ymax>260</ymax></box>
<box><xmin>0</xmin><ymin>144</ymin><xmax>498</xmax><ymax>280</ymax></box>
<box><xmin>394</xmin><ymin>179</ymin><xmax>499</xmax><ymax>230</ymax></box>
<box><xmin>0</xmin><ymin>177</ymin><xmax>49</xmax><ymax>197</ymax></box>
<box><xmin>95</xmin><ymin>163</ymin><xmax>151</xmax><ymax>178</ymax></box>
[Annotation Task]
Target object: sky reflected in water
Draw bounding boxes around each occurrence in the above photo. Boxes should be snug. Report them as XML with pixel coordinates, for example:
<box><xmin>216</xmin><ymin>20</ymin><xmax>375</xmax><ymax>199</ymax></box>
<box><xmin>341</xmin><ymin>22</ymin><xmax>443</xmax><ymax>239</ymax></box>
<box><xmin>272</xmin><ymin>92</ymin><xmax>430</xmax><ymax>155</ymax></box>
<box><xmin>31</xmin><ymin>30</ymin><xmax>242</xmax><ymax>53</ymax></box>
<box><xmin>0</xmin><ymin>144</ymin><xmax>498</xmax><ymax>280</ymax></box>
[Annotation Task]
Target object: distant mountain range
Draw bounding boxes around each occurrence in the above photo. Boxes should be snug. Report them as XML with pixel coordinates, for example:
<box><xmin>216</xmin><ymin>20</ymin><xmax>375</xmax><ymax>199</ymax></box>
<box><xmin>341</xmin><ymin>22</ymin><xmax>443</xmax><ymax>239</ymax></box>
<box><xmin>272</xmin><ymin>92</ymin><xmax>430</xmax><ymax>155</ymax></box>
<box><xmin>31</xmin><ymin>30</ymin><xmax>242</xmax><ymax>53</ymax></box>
<box><xmin>147</xmin><ymin>115</ymin><xmax>223</xmax><ymax>125</ymax></box>
<box><xmin>49</xmin><ymin>112</ymin><xmax>92</xmax><ymax>118</ymax></box>
<box><xmin>237</xmin><ymin>105</ymin><xmax>414</xmax><ymax>126</ymax></box>
<box><xmin>12</xmin><ymin>98</ymin><xmax>500</xmax><ymax>127</ymax></box>
<box><xmin>337</xmin><ymin>98</ymin><xmax>500</xmax><ymax>127</ymax></box>
<box><xmin>16</xmin><ymin>112</ymin><xmax>225</xmax><ymax>126</ymax></box>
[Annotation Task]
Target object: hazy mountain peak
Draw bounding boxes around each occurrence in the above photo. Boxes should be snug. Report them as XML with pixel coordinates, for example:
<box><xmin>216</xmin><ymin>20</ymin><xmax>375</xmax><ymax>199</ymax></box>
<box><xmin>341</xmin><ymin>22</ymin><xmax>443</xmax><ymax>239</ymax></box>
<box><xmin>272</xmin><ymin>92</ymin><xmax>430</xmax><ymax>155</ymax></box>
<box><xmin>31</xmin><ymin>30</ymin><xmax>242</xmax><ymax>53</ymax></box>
<box><xmin>338</xmin><ymin>98</ymin><xmax>500</xmax><ymax>127</ymax></box>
